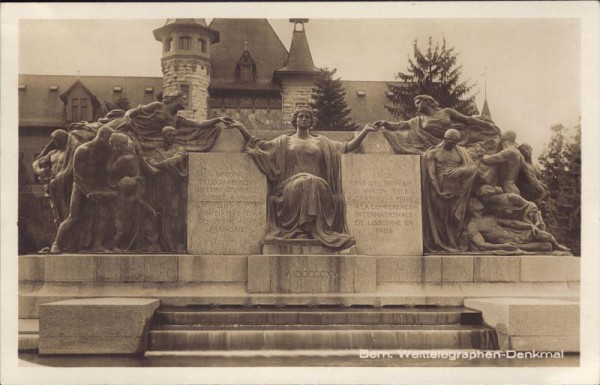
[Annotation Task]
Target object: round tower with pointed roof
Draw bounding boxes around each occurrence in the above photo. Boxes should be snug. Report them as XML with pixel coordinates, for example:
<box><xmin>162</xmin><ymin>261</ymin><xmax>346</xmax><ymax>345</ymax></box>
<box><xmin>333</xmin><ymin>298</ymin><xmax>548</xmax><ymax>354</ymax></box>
<box><xmin>154</xmin><ymin>19</ymin><xmax>219</xmax><ymax>120</ymax></box>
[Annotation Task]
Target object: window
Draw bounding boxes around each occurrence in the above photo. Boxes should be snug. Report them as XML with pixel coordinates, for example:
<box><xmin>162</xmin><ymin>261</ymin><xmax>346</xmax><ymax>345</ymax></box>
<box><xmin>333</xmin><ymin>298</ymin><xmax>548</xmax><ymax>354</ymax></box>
<box><xmin>199</xmin><ymin>39</ymin><xmax>207</xmax><ymax>53</ymax></box>
<box><xmin>179</xmin><ymin>84</ymin><xmax>190</xmax><ymax>110</ymax></box>
<box><xmin>80</xmin><ymin>98</ymin><xmax>88</xmax><ymax>120</ymax></box>
<box><xmin>179</xmin><ymin>36</ymin><xmax>191</xmax><ymax>50</ymax></box>
<box><xmin>70</xmin><ymin>98</ymin><xmax>89</xmax><ymax>121</ymax></box>
<box><xmin>71</xmin><ymin>98</ymin><xmax>80</xmax><ymax>122</ymax></box>
<box><xmin>165</xmin><ymin>38</ymin><xmax>172</xmax><ymax>52</ymax></box>
<box><xmin>240</xmin><ymin>65</ymin><xmax>253</xmax><ymax>81</ymax></box>
<box><xmin>236</xmin><ymin>51</ymin><xmax>256</xmax><ymax>82</ymax></box>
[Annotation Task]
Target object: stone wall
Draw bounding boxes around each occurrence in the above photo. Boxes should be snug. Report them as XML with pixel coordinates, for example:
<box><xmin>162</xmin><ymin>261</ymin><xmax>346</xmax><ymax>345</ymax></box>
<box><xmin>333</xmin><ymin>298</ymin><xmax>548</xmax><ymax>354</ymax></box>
<box><xmin>281</xmin><ymin>83</ymin><xmax>315</xmax><ymax>129</ymax></box>
<box><xmin>208</xmin><ymin>107</ymin><xmax>282</xmax><ymax>130</ymax></box>
<box><xmin>162</xmin><ymin>59</ymin><xmax>210</xmax><ymax>121</ymax></box>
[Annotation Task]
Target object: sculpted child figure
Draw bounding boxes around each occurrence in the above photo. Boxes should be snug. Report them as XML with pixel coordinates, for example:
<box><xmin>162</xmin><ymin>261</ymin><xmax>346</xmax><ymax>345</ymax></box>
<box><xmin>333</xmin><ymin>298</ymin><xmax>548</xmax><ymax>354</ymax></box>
<box><xmin>112</xmin><ymin>176</ymin><xmax>157</xmax><ymax>252</ymax></box>
<box><xmin>228</xmin><ymin>104</ymin><xmax>377</xmax><ymax>250</ymax></box>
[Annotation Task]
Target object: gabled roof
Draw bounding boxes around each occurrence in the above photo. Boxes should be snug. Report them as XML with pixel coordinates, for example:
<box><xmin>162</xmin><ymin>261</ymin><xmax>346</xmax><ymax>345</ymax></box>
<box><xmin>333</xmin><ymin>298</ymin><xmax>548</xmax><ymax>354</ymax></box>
<box><xmin>341</xmin><ymin>81</ymin><xmax>399</xmax><ymax>127</ymax></box>
<box><xmin>59</xmin><ymin>78</ymin><xmax>101</xmax><ymax>107</ymax></box>
<box><xmin>208</xmin><ymin>19</ymin><xmax>288</xmax><ymax>88</ymax></box>
<box><xmin>19</xmin><ymin>74</ymin><xmax>163</xmax><ymax>127</ymax></box>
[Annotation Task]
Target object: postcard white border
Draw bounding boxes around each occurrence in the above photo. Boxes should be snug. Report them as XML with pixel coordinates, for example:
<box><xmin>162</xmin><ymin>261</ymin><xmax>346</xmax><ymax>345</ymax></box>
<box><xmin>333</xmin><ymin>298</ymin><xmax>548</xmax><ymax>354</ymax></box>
<box><xmin>2</xmin><ymin>2</ymin><xmax>599</xmax><ymax>384</ymax></box>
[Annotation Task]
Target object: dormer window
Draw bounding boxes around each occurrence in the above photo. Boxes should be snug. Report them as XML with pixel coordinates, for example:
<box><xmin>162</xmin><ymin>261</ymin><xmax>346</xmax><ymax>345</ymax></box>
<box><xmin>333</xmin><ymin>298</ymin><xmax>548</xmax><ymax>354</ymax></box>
<box><xmin>179</xmin><ymin>36</ymin><xmax>191</xmax><ymax>50</ymax></box>
<box><xmin>49</xmin><ymin>86</ymin><xmax>59</xmax><ymax>92</ymax></box>
<box><xmin>18</xmin><ymin>85</ymin><xmax>26</xmax><ymax>91</ymax></box>
<box><xmin>356</xmin><ymin>90</ymin><xmax>366</xmax><ymax>97</ymax></box>
<box><xmin>70</xmin><ymin>98</ymin><xmax>88</xmax><ymax>122</ymax></box>
<box><xmin>199</xmin><ymin>38</ymin><xmax>207</xmax><ymax>53</ymax></box>
<box><xmin>113</xmin><ymin>86</ymin><xmax>123</xmax><ymax>93</ymax></box>
<box><xmin>165</xmin><ymin>38</ymin><xmax>173</xmax><ymax>52</ymax></box>
<box><xmin>236</xmin><ymin>49</ymin><xmax>257</xmax><ymax>82</ymax></box>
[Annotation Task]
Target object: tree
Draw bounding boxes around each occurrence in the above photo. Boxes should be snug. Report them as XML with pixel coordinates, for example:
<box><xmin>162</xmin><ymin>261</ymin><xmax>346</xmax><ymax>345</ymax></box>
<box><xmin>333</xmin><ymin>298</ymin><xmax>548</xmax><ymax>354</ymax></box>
<box><xmin>104</xmin><ymin>95</ymin><xmax>131</xmax><ymax>112</ymax></box>
<box><xmin>310</xmin><ymin>68</ymin><xmax>358</xmax><ymax>131</ymax></box>
<box><xmin>385</xmin><ymin>37</ymin><xmax>478</xmax><ymax>120</ymax></box>
<box><xmin>538</xmin><ymin>121</ymin><xmax>581</xmax><ymax>255</ymax></box>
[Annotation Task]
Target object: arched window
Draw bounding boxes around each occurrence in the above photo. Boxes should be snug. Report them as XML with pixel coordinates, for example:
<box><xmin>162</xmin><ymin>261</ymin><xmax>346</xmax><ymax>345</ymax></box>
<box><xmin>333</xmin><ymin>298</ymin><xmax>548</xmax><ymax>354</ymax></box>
<box><xmin>179</xmin><ymin>36</ymin><xmax>191</xmax><ymax>50</ymax></box>
<box><xmin>236</xmin><ymin>50</ymin><xmax>256</xmax><ymax>82</ymax></box>
<box><xmin>199</xmin><ymin>39</ymin><xmax>207</xmax><ymax>53</ymax></box>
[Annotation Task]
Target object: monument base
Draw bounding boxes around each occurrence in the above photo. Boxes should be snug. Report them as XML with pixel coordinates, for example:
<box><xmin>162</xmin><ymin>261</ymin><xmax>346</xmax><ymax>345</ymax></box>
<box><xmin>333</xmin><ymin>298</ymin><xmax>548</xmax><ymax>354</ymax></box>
<box><xmin>248</xmin><ymin>254</ymin><xmax>375</xmax><ymax>293</ymax></box>
<box><xmin>262</xmin><ymin>239</ymin><xmax>357</xmax><ymax>255</ymax></box>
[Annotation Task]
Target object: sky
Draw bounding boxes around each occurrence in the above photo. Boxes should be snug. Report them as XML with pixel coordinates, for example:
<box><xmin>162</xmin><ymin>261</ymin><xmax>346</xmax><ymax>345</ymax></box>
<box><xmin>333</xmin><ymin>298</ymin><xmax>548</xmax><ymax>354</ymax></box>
<box><xmin>19</xmin><ymin>17</ymin><xmax>580</xmax><ymax>162</ymax></box>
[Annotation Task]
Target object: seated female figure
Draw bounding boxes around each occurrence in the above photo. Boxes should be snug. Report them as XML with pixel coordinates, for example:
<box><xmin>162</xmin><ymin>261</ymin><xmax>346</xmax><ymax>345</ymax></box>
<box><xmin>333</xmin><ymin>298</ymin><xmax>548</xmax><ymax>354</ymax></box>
<box><xmin>229</xmin><ymin>105</ymin><xmax>377</xmax><ymax>250</ymax></box>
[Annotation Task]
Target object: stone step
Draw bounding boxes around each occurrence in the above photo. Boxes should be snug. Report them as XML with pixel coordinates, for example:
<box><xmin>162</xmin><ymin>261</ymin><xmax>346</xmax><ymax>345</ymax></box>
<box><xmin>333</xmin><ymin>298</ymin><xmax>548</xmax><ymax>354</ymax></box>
<box><xmin>147</xmin><ymin>325</ymin><xmax>498</xmax><ymax>351</ymax></box>
<box><xmin>153</xmin><ymin>306</ymin><xmax>483</xmax><ymax>326</ymax></box>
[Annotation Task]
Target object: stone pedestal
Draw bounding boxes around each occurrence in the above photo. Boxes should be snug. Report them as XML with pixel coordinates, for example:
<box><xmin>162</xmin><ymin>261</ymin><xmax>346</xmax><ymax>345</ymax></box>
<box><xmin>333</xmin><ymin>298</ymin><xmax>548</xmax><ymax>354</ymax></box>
<box><xmin>262</xmin><ymin>239</ymin><xmax>357</xmax><ymax>255</ymax></box>
<box><xmin>187</xmin><ymin>153</ymin><xmax>267</xmax><ymax>254</ymax></box>
<box><xmin>39</xmin><ymin>297</ymin><xmax>159</xmax><ymax>355</ymax></box>
<box><xmin>342</xmin><ymin>154</ymin><xmax>423</xmax><ymax>255</ymax></box>
<box><xmin>465</xmin><ymin>297</ymin><xmax>580</xmax><ymax>352</ymax></box>
<box><xmin>248</xmin><ymin>255</ymin><xmax>376</xmax><ymax>293</ymax></box>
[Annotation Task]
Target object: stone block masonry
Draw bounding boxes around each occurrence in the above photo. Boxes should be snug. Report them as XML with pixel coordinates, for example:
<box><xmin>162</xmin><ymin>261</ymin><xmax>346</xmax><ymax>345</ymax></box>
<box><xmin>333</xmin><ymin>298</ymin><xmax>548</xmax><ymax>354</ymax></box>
<box><xmin>281</xmin><ymin>83</ymin><xmax>315</xmax><ymax>129</ymax></box>
<box><xmin>39</xmin><ymin>298</ymin><xmax>159</xmax><ymax>355</ymax></box>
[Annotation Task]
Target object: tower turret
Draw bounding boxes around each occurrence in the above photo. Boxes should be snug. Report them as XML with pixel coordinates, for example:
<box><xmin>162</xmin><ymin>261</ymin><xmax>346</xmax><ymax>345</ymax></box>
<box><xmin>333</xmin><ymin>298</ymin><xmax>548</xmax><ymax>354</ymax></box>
<box><xmin>274</xmin><ymin>19</ymin><xmax>321</xmax><ymax>128</ymax></box>
<box><xmin>154</xmin><ymin>19</ymin><xmax>219</xmax><ymax>120</ymax></box>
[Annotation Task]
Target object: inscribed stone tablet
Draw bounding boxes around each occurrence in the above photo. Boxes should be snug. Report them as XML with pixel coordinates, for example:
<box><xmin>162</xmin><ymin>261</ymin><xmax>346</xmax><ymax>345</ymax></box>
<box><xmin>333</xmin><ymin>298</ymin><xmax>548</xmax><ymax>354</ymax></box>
<box><xmin>187</xmin><ymin>153</ymin><xmax>267</xmax><ymax>254</ymax></box>
<box><xmin>342</xmin><ymin>154</ymin><xmax>423</xmax><ymax>255</ymax></box>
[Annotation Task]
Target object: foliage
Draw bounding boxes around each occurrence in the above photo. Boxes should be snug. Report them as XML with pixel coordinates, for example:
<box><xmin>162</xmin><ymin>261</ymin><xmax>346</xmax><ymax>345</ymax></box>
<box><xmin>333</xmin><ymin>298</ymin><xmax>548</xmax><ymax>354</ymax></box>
<box><xmin>104</xmin><ymin>95</ymin><xmax>131</xmax><ymax>112</ymax></box>
<box><xmin>385</xmin><ymin>37</ymin><xmax>478</xmax><ymax>120</ymax></box>
<box><xmin>310</xmin><ymin>68</ymin><xmax>358</xmax><ymax>131</ymax></box>
<box><xmin>538</xmin><ymin>121</ymin><xmax>581</xmax><ymax>255</ymax></box>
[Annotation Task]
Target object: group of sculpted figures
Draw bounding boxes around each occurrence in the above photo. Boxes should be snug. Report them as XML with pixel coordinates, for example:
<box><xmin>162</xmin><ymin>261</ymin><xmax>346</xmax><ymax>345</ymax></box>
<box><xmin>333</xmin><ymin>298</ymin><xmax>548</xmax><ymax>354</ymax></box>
<box><xmin>33</xmin><ymin>91</ymin><xmax>568</xmax><ymax>255</ymax></box>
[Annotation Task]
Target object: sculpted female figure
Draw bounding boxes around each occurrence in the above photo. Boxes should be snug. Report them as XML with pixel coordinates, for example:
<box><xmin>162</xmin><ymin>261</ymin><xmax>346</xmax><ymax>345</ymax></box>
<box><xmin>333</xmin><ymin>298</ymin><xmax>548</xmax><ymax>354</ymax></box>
<box><xmin>229</xmin><ymin>105</ymin><xmax>377</xmax><ymax>250</ymax></box>
<box><xmin>375</xmin><ymin>95</ymin><xmax>500</xmax><ymax>155</ymax></box>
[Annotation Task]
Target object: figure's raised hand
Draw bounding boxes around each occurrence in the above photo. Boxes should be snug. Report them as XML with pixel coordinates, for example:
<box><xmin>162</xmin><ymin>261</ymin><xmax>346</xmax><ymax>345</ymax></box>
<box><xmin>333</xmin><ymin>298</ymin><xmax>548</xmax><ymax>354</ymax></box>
<box><xmin>362</xmin><ymin>124</ymin><xmax>379</xmax><ymax>134</ymax></box>
<box><xmin>373</xmin><ymin>120</ymin><xmax>390</xmax><ymax>130</ymax></box>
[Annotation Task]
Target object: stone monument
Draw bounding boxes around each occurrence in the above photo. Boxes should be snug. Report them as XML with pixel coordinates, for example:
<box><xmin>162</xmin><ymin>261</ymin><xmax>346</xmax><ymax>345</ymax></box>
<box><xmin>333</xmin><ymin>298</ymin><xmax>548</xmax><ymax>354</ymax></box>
<box><xmin>19</xmin><ymin>90</ymin><xmax>578</xmax><ymax>358</ymax></box>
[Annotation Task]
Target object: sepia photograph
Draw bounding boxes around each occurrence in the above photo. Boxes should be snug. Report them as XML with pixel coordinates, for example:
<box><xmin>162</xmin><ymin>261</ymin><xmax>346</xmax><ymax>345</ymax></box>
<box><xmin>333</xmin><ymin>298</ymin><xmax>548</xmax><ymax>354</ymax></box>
<box><xmin>1</xmin><ymin>2</ymin><xmax>599</xmax><ymax>384</ymax></box>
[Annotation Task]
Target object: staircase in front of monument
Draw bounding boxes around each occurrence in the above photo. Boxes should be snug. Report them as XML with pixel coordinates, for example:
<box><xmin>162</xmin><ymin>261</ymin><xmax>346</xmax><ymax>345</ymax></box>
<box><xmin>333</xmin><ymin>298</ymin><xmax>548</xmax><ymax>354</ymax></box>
<box><xmin>146</xmin><ymin>306</ymin><xmax>498</xmax><ymax>353</ymax></box>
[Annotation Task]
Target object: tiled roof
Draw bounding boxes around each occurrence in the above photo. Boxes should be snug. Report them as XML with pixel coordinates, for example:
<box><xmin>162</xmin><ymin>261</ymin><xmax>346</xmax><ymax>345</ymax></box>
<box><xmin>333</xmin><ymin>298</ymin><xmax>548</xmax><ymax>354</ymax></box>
<box><xmin>275</xmin><ymin>28</ymin><xmax>319</xmax><ymax>74</ymax></box>
<box><xmin>341</xmin><ymin>80</ymin><xmax>399</xmax><ymax>127</ymax></box>
<box><xmin>208</xmin><ymin>19</ymin><xmax>288</xmax><ymax>85</ymax></box>
<box><xmin>19</xmin><ymin>74</ymin><xmax>163</xmax><ymax>127</ymax></box>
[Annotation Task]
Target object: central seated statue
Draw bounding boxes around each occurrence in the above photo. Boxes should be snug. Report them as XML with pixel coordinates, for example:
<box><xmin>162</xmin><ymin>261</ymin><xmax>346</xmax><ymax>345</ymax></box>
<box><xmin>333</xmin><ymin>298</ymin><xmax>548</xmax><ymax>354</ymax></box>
<box><xmin>229</xmin><ymin>104</ymin><xmax>376</xmax><ymax>251</ymax></box>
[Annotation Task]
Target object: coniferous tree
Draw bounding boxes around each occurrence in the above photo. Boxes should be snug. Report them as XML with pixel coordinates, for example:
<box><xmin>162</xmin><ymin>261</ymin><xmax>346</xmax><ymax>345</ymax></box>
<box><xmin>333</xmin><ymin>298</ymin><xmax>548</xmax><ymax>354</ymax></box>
<box><xmin>310</xmin><ymin>68</ymin><xmax>358</xmax><ymax>131</ymax></box>
<box><xmin>386</xmin><ymin>37</ymin><xmax>478</xmax><ymax>120</ymax></box>
<box><xmin>538</xmin><ymin>121</ymin><xmax>581</xmax><ymax>255</ymax></box>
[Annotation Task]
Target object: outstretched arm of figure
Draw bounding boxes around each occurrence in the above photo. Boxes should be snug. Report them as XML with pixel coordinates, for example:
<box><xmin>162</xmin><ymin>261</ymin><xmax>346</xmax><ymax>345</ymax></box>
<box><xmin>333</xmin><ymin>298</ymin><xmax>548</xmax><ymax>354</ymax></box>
<box><xmin>496</xmin><ymin>217</ymin><xmax>540</xmax><ymax>236</ymax></box>
<box><xmin>481</xmin><ymin>148</ymin><xmax>512</xmax><ymax>165</ymax></box>
<box><xmin>446</xmin><ymin>108</ymin><xmax>500</xmax><ymax>134</ymax></box>
<box><xmin>373</xmin><ymin>120</ymin><xmax>412</xmax><ymax>131</ymax></box>
<box><xmin>178</xmin><ymin>115</ymin><xmax>234</xmax><ymax>129</ymax></box>
<box><xmin>226</xmin><ymin>120</ymin><xmax>253</xmax><ymax>143</ymax></box>
<box><xmin>345</xmin><ymin>124</ymin><xmax>379</xmax><ymax>152</ymax></box>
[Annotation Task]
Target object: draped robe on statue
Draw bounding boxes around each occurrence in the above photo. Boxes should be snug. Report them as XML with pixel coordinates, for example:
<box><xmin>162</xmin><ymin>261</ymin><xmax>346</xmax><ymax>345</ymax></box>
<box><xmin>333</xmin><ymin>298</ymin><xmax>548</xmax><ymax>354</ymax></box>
<box><xmin>115</xmin><ymin>102</ymin><xmax>222</xmax><ymax>152</ymax></box>
<box><xmin>245</xmin><ymin>134</ymin><xmax>355</xmax><ymax>250</ymax></box>
<box><xmin>383</xmin><ymin>115</ymin><xmax>500</xmax><ymax>155</ymax></box>
<box><xmin>423</xmin><ymin>142</ymin><xmax>477</xmax><ymax>253</ymax></box>
<box><xmin>143</xmin><ymin>144</ymin><xmax>188</xmax><ymax>252</ymax></box>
